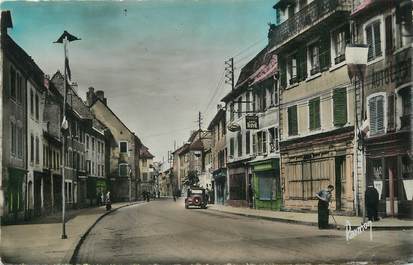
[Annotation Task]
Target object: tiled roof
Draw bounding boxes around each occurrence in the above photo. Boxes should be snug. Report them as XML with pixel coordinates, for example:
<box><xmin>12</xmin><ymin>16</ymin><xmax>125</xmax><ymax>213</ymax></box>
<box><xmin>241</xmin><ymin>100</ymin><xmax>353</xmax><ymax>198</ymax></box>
<box><xmin>139</xmin><ymin>145</ymin><xmax>154</xmax><ymax>159</ymax></box>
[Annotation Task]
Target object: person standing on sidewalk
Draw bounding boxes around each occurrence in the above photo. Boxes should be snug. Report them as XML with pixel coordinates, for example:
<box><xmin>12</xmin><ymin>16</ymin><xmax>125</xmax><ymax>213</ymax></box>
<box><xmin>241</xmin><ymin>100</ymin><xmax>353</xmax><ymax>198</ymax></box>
<box><xmin>365</xmin><ymin>184</ymin><xmax>380</xmax><ymax>221</ymax></box>
<box><xmin>315</xmin><ymin>185</ymin><xmax>334</xmax><ymax>229</ymax></box>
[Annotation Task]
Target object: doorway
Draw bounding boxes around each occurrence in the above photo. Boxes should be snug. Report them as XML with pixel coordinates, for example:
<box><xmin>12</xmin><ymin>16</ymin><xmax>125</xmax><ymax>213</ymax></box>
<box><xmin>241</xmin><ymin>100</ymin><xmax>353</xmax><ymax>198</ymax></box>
<box><xmin>335</xmin><ymin>156</ymin><xmax>346</xmax><ymax>211</ymax></box>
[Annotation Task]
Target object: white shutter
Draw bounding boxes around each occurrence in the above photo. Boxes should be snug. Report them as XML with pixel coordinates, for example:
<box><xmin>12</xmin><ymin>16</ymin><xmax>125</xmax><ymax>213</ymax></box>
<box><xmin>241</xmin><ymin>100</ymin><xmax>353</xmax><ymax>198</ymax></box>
<box><xmin>369</xmin><ymin>97</ymin><xmax>377</xmax><ymax>134</ymax></box>
<box><xmin>376</xmin><ymin>96</ymin><xmax>385</xmax><ymax>133</ymax></box>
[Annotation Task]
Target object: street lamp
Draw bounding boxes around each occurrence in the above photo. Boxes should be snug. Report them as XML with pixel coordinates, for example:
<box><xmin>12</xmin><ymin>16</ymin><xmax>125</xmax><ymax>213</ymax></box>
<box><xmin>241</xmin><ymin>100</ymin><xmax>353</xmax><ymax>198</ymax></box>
<box><xmin>54</xmin><ymin>30</ymin><xmax>80</xmax><ymax>239</ymax></box>
<box><xmin>345</xmin><ymin>44</ymin><xmax>369</xmax><ymax>222</ymax></box>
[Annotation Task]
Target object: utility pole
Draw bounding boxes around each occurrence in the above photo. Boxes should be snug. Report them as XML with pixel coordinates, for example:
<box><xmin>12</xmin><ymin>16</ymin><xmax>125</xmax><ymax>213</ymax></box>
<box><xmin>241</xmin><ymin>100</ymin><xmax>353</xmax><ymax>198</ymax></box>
<box><xmin>54</xmin><ymin>30</ymin><xmax>80</xmax><ymax>240</ymax></box>
<box><xmin>225</xmin><ymin>58</ymin><xmax>234</xmax><ymax>90</ymax></box>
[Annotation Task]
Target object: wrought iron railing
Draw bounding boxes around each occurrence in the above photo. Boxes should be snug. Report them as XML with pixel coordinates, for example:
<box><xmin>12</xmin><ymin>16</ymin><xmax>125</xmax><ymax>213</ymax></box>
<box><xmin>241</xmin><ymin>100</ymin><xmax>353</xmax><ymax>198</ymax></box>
<box><xmin>269</xmin><ymin>0</ymin><xmax>351</xmax><ymax>49</ymax></box>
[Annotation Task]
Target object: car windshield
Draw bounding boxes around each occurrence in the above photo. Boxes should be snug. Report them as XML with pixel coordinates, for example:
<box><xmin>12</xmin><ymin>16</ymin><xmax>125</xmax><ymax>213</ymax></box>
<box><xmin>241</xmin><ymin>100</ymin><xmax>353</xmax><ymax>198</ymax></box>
<box><xmin>191</xmin><ymin>189</ymin><xmax>203</xmax><ymax>195</ymax></box>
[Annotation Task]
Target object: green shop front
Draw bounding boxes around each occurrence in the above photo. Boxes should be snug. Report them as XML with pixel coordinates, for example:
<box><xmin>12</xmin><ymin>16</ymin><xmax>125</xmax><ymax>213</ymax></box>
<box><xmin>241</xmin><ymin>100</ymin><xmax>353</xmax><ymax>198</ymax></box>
<box><xmin>251</xmin><ymin>158</ymin><xmax>281</xmax><ymax>210</ymax></box>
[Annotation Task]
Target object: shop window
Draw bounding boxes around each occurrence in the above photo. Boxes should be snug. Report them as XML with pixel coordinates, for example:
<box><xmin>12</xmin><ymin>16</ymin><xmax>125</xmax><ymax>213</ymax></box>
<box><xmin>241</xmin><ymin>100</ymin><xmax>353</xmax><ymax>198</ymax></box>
<box><xmin>229</xmin><ymin>173</ymin><xmax>246</xmax><ymax>200</ymax></box>
<box><xmin>259</xmin><ymin>175</ymin><xmax>276</xmax><ymax>200</ymax></box>
<box><xmin>368</xmin><ymin>94</ymin><xmax>385</xmax><ymax>135</ymax></box>
<box><xmin>365</xmin><ymin>20</ymin><xmax>382</xmax><ymax>61</ymax></box>
<box><xmin>288</xmin><ymin>105</ymin><xmax>298</xmax><ymax>136</ymax></box>
<box><xmin>333</xmin><ymin>87</ymin><xmax>347</xmax><ymax>126</ymax></box>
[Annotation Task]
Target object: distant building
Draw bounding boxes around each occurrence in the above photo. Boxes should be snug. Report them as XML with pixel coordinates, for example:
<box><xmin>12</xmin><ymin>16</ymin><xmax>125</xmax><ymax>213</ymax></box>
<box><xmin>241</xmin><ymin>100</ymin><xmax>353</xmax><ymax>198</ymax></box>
<box><xmin>139</xmin><ymin>145</ymin><xmax>155</xmax><ymax>195</ymax></box>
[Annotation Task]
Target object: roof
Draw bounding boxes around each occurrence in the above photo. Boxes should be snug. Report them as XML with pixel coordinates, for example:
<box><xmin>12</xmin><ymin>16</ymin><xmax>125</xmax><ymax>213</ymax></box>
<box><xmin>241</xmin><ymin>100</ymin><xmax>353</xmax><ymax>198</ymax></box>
<box><xmin>92</xmin><ymin>117</ymin><xmax>107</xmax><ymax>133</ymax></box>
<box><xmin>221</xmin><ymin>46</ymin><xmax>276</xmax><ymax>103</ymax></box>
<box><xmin>2</xmin><ymin>33</ymin><xmax>45</xmax><ymax>90</ymax></box>
<box><xmin>207</xmin><ymin>108</ymin><xmax>225</xmax><ymax>130</ymax></box>
<box><xmin>50</xmin><ymin>71</ymin><xmax>93</xmax><ymax>120</ymax></box>
<box><xmin>139</xmin><ymin>145</ymin><xmax>154</xmax><ymax>159</ymax></box>
<box><xmin>189</xmin><ymin>138</ymin><xmax>204</xmax><ymax>151</ymax></box>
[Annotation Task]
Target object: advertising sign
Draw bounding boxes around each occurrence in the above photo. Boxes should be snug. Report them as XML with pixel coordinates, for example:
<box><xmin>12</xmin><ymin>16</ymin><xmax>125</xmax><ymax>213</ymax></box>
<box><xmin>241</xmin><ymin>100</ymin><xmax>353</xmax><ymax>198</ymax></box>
<box><xmin>246</xmin><ymin>115</ymin><xmax>259</xmax><ymax>130</ymax></box>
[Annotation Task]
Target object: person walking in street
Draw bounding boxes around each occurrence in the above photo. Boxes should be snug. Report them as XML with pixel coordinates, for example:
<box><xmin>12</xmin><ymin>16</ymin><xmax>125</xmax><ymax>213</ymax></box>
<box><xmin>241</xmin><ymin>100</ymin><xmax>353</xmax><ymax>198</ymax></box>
<box><xmin>105</xmin><ymin>191</ymin><xmax>112</xmax><ymax>211</ymax></box>
<box><xmin>365</xmin><ymin>184</ymin><xmax>380</xmax><ymax>221</ymax></box>
<box><xmin>315</xmin><ymin>185</ymin><xmax>334</xmax><ymax>229</ymax></box>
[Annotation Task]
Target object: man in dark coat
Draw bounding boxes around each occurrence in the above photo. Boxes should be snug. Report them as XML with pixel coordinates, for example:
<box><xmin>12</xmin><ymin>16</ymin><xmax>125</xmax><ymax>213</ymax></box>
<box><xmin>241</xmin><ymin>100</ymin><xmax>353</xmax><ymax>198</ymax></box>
<box><xmin>365</xmin><ymin>185</ymin><xmax>380</xmax><ymax>221</ymax></box>
<box><xmin>316</xmin><ymin>185</ymin><xmax>334</xmax><ymax>229</ymax></box>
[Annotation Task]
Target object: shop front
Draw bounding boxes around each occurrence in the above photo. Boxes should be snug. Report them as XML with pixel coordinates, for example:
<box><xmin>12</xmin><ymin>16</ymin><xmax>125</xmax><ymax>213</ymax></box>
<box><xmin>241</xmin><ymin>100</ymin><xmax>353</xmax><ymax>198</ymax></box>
<box><xmin>5</xmin><ymin>167</ymin><xmax>26</xmax><ymax>223</ymax></box>
<box><xmin>227</xmin><ymin>161</ymin><xmax>248</xmax><ymax>207</ymax></box>
<box><xmin>251</xmin><ymin>158</ymin><xmax>281</xmax><ymax>211</ymax></box>
<box><xmin>365</xmin><ymin>131</ymin><xmax>413</xmax><ymax>218</ymax></box>
<box><xmin>213</xmin><ymin>168</ymin><xmax>226</xmax><ymax>205</ymax></box>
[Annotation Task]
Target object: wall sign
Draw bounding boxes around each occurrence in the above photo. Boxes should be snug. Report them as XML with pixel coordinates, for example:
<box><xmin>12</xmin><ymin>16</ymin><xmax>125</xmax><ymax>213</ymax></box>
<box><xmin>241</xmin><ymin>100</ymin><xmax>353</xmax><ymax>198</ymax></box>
<box><xmin>246</xmin><ymin>115</ymin><xmax>259</xmax><ymax>130</ymax></box>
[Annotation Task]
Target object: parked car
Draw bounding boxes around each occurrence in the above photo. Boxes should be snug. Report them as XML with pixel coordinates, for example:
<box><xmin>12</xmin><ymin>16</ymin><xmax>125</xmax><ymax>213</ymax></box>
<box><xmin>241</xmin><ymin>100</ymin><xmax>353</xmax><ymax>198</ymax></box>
<box><xmin>185</xmin><ymin>187</ymin><xmax>207</xmax><ymax>209</ymax></box>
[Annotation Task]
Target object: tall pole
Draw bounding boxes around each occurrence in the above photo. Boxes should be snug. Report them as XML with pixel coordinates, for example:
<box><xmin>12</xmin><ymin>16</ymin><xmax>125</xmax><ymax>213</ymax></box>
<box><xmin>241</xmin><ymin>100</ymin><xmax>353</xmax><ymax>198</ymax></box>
<box><xmin>61</xmin><ymin>36</ymin><xmax>68</xmax><ymax>239</ymax></box>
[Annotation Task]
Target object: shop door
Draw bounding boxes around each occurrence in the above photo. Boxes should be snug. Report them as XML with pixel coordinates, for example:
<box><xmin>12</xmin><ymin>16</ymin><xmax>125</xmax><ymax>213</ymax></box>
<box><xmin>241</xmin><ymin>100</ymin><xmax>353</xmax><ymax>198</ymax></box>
<box><xmin>385</xmin><ymin>157</ymin><xmax>398</xmax><ymax>216</ymax></box>
<box><xmin>335</xmin><ymin>156</ymin><xmax>346</xmax><ymax>211</ymax></box>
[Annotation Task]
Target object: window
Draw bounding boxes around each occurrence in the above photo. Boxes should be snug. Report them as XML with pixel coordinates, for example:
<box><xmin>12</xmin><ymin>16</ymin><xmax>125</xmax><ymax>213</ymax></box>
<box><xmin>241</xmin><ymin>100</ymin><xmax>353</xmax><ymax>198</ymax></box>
<box><xmin>17</xmin><ymin>126</ymin><xmax>23</xmax><ymax>159</ymax></box>
<box><xmin>332</xmin><ymin>26</ymin><xmax>349</xmax><ymax>64</ymax></box>
<box><xmin>309</xmin><ymin>97</ymin><xmax>321</xmax><ymax>130</ymax></box>
<box><xmin>142</xmin><ymin>172</ymin><xmax>148</xmax><ymax>181</ymax></box>
<box><xmin>246</xmin><ymin>131</ymin><xmax>250</xmax><ymax>155</ymax></box>
<box><xmin>288</xmin><ymin>105</ymin><xmax>298</xmax><ymax>136</ymax></box>
<box><xmin>252</xmin><ymin>134</ymin><xmax>257</xmax><ymax>155</ymax></box>
<box><xmin>30</xmin><ymin>134</ymin><xmax>34</xmax><ymax>163</ymax></box>
<box><xmin>43</xmin><ymin>145</ymin><xmax>46</xmax><ymax>166</ymax></box>
<box><xmin>229</xmin><ymin>138</ymin><xmax>234</xmax><ymax>157</ymax></box>
<box><xmin>333</xmin><ymin>87</ymin><xmax>347</xmax><ymax>126</ymax></box>
<box><xmin>119</xmin><ymin>163</ymin><xmax>129</xmax><ymax>177</ymax></box>
<box><xmin>308</xmin><ymin>42</ymin><xmax>320</xmax><ymax>75</ymax></box>
<box><xmin>319</xmin><ymin>35</ymin><xmax>331</xmax><ymax>71</ymax></box>
<box><xmin>258</xmin><ymin>174</ymin><xmax>276</xmax><ymax>200</ymax></box>
<box><xmin>142</xmin><ymin>159</ymin><xmax>147</xmax><ymax>167</ymax></box>
<box><xmin>252</xmin><ymin>93</ymin><xmax>256</xmax><ymax>112</ymax></box>
<box><xmin>11</xmin><ymin>121</ymin><xmax>16</xmax><ymax>156</ymax></box>
<box><xmin>246</xmin><ymin>93</ymin><xmax>250</xmax><ymax>112</ymax></box>
<box><xmin>237</xmin><ymin>132</ymin><xmax>242</xmax><ymax>157</ymax></box>
<box><xmin>35</xmin><ymin>137</ymin><xmax>39</xmax><ymax>164</ymax></box>
<box><xmin>287</xmin><ymin>4</ymin><xmax>295</xmax><ymax>18</ymax></box>
<box><xmin>288</xmin><ymin>54</ymin><xmax>298</xmax><ymax>85</ymax></box>
<box><xmin>120</xmin><ymin>141</ymin><xmax>128</xmax><ymax>153</ymax></box>
<box><xmin>10</xmin><ymin>66</ymin><xmax>16</xmax><ymax>100</ymax></box>
<box><xmin>17</xmin><ymin>74</ymin><xmax>23</xmax><ymax>104</ymax></box>
<box><xmin>365</xmin><ymin>20</ymin><xmax>382</xmax><ymax>61</ymax></box>
<box><xmin>269</xmin><ymin>127</ymin><xmax>279</xmax><ymax>153</ymax></box>
<box><xmin>369</xmin><ymin>94</ymin><xmax>385</xmax><ymax>135</ymax></box>
<box><xmin>86</xmin><ymin>160</ymin><xmax>91</xmax><ymax>173</ymax></box>
<box><xmin>86</xmin><ymin>135</ymin><xmax>89</xmax><ymax>150</ymax></box>
<box><xmin>30</xmin><ymin>90</ymin><xmax>34</xmax><ymax>116</ymax></box>
<box><xmin>35</xmin><ymin>94</ymin><xmax>39</xmax><ymax>120</ymax></box>
<box><xmin>230</xmin><ymin>103</ymin><xmax>234</xmax><ymax>121</ymax></box>
<box><xmin>229</xmin><ymin>174</ymin><xmax>246</xmax><ymax>200</ymax></box>
<box><xmin>257</xmin><ymin>131</ymin><xmax>267</xmax><ymax>155</ymax></box>
<box><xmin>92</xmin><ymin>137</ymin><xmax>95</xmax><ymax>152</ymax></box>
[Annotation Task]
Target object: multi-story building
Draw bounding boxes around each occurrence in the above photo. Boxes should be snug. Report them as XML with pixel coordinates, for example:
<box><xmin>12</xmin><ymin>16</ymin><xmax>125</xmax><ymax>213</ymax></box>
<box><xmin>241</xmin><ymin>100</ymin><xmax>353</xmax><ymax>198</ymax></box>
<box><xmin>26</xmin><ymin>59</ymin><xmax>46</xmax><ymax>218</ymax></box>
<box><xmin>269</xmin><ymin>0</ymin><xmax>356</xmax><ymax>214</ymax></box>
<box><xmin>1</xmin><ymin>11</ymin><xmax>29</xmax><ymax>222</ymax></box>
<box><xmin>352</xmin><ymin>0</ymin><xmax>412</xmax><ymax>218</ymax></box>
<box><xmin>87</xmin><ymin>87</ymin><xmax>141</xmax><ymax>202</ymax></box>
<box><xmin>139</xmin><ymin>145</ymin><xmax>155</xmax><ymax>195</ymax></box>
<box><xmin>208</xmin><ymin>107</ymin><xmax>227</xmax><ymax>205</ymax></box>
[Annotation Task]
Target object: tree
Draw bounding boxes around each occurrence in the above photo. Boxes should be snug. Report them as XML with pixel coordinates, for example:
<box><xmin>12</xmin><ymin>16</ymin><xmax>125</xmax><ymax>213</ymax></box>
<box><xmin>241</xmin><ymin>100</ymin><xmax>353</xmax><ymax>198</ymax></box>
<box><xmin>183</xmin><ymin>170</ymin><xmax>199</xmax><ymax>187</ymax></box>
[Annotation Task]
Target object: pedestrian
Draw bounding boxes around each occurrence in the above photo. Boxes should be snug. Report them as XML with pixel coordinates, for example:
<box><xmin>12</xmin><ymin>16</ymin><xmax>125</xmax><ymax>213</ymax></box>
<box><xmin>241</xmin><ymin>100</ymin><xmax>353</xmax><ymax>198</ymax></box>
<box><xmin>106</xmin><ymin>191</ymin><xmax>111</xmax><ymax>211</ymax></box>
<box><xmin>315</xmin><ymin>185</ymin><xmax>334</xmax><ymax>229</ymax></box>
<box><xmin>100</xmin><ymin>192</ymin><xmax>104</xmax><ymax>206</ymax></box>
<box><xmin>248</xmin><ymin>184</ymin><xmax>254</xmax><ymax>208</ymax></box>
<box><xmin>365</xmin><ymin>184</ymin><xmax>380</xmax><ymax>221</ymax></box>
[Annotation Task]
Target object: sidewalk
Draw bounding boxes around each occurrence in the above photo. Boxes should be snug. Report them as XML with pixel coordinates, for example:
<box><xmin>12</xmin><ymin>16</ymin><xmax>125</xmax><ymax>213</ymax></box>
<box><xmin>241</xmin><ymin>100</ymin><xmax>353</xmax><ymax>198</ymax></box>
<box><xmin>0</xmin><ymin>201</ymin><xmax>142</xmax><ymax>264</ymax></box>
<box><xmin>209</xmin><ymin>204</ymin><xmax>413</xmax><ymax>230</ymax></box>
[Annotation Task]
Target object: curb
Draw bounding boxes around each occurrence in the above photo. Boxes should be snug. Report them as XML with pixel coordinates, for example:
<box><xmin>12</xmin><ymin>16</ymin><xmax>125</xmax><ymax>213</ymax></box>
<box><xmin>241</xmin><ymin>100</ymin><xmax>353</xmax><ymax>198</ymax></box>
<box><xmin>208</xmin><ymin>208</ymin><xmax>413</xmax><ymax>231</ymax></box>
<box><xmin>67</xmin><ymin>201</ymin><xmax>143</xmax><ymax>264</ymax></box>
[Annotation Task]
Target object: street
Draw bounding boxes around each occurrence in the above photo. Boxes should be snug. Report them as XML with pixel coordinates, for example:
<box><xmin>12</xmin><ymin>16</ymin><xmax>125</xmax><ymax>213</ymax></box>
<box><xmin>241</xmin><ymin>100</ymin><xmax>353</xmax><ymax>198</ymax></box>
<box><xmin>75</xmin><ymin>200</ymin><xmax>413</xmax><ymax>264</ymax></box>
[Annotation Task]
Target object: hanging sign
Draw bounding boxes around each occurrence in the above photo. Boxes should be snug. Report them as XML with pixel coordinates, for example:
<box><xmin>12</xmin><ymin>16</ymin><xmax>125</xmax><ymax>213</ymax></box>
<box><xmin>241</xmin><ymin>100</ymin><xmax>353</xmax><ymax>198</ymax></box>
<box><xmin>246</xmin><ymin>115</ymin><xmax>259</xmax><ymax>130</ymax></box>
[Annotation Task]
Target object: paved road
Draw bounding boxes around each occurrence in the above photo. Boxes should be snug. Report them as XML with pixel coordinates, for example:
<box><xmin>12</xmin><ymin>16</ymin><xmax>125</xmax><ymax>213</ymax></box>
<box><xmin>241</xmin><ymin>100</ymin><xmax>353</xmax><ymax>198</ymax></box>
<box><xmin>75</xmin><ymin>199</ymin><xmax>413</xmax><ymax>264</ymax></box>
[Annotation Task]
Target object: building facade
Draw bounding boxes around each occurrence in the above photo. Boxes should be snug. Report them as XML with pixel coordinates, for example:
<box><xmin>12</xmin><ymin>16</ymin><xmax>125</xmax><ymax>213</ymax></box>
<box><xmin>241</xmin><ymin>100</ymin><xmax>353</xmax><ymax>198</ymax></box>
<box><xmin>270</xmin><ymin>0</ymin><xmax>356</xmax><ymax>213</ymax></box>
<box><xmin>352</xmin><ymin>0</ymin><xmax>413</xmax><ymax>218</ymax></box>
<box><xmin>139</xmin><ymin>145</ymin><xmax>155</xmax><ymax>196</ymax></box>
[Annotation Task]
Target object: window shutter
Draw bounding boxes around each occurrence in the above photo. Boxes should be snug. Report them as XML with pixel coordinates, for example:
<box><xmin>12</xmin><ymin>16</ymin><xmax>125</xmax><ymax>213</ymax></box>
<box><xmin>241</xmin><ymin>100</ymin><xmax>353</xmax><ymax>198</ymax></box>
<box><xmin>374</xmin><ymin>22</ymin><xmax>382</xmax><ymax>57</ymax></box>
<box><xmin>319</xmin><ymin>35</ymin><xmax>331</xmax><ymax>71</ymax></box>
<box><xmin>369</xmin><ymin>97</ymin><xmax>377</xmax><ymax>134</ymax></box>
<box><xmin>366</xmin><ymin>25</ymin><xmax>374</xmax><ymax>61</ymax></box>
<box><xmin>385</xmin><ymin>16</ymin><xmax>393</xmax><ymax>54</ymax></box>
<box><xmin>376</xmin><ymin>96</ymin><xmax>384</xmax><ymax>133</ymax></box>
<box><xmin>280</xmin><ymin>57</ymin><xmax>287</xmax><ymax>88</ymax></box>
<box><xmin>387</xmin><ymin>93</ymin><xmax>395</xmax><ymax>130</ymax></box>
<box><xmin>297</xmin><ymin>47</ymin><xmax>307</xmax><ymax>81</ymax></box>
<box><xmin>288</xmin><ymin>105</ymin><xmax>298</xmax><ymax>136</ymax></box>
<box><xmin>333</xmin><ymin>87</ymin><xmax>347</xmax><ymax>126</ymax></box>
<box><xmin>309</xmin><ymin>98</ymin><xmax>320</xmax><ymax>130</ymax></box>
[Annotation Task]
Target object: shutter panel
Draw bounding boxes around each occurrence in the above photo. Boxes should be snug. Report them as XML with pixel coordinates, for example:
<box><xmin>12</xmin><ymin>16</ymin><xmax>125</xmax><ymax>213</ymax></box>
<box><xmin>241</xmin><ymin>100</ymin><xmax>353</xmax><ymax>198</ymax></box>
<box><xmin>288</xmin><ymin>106</ymin><xmax>298</xmax><ymax>136</ymax></box>
<box><xmin>333</xmin><ymin>88</ymin><xmax>347</xmax><ymax>126</ymax></box>
<box><xmin>280</xmin><ymin>57</ymin><xmax>287</xmax><ymax>88</ymax></box>
<box><xmin>387</xmin><ymin>93</ymin><xmax>395</xmax><ymax>130</ymax></box>
<box><xmin>309</xmin><ymin>100</ymin><xmax>314</xmax><ymax>130</ymax></box>
<box><xmin>319</xmin><ymin>35</ymin><xmax>331</xmax><ymax>71</ymax></box>
<box><xmin>366</xmin><ymin>25</ymin><xmax>374</xmax><ymax>61</ymax></box>
<box><xmin>315</xmin><ymin>98</ymin><xmax>320</xmax><ymax>129</ymax></box>
<box><xmin>376</xmin><ymin>96</ymin><xmax>384</xmax><ymax>133</ymax></box>
<box><xmin>369</xmin><ymin>97</ymin><xmax>377</xmax><ymax>134</ymax></box>
<box><xmin>297</xmin><ymin>47</ymin><xmax>307</xmax><ymax>81</ymax></box>
<box><xmin>385</xmin><ymin>16</ymin><xmax>393</xmax><ymax>54</ymax></box>
<box><xmin>374</xmin><ymin>22</ymin><xmax>382</xmax><ymax>57</ymax></box>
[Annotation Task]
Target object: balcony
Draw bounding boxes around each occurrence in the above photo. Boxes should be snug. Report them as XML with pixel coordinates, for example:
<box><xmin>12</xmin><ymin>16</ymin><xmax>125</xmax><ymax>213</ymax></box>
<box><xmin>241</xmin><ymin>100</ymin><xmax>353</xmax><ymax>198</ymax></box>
<box><xmin>269</xmin><ymin>0</ymin><xmax>351</xmax><ymax>50</ymax></box>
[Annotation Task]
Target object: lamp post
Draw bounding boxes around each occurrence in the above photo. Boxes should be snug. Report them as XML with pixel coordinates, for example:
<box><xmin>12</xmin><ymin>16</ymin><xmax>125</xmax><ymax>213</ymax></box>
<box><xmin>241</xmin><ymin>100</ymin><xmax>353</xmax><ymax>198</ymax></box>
<box><xmin>54</xmin><ymin>31</ymin><xmax>80</xmax><ymax>239</ymax></box>
<box><xmin>345</xmin><ymin>44</ymin><xmax>369</xmax><ymax>222</ymax></box>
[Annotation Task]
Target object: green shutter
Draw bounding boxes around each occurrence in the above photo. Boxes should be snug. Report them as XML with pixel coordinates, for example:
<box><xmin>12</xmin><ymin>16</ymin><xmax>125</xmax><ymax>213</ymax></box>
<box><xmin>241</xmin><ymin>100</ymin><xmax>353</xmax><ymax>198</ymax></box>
<box><xmin>297</xmin><ymin>47</ymin><xmax>307</xmax><ymax>81</ymax></box>
<box><xmin>288</xmin><ymin>105</ymin><xmax>298</xmax><ymax>136</ymax></box>
<box><xmin>309</xmin><ymin>98</ymin><xmax>320</xmax><ymax>130</ymax></box>
<box><xmin>333</xmin><ymin>87</ymin><xmax>347</xmax><ymax>126</ymax></box>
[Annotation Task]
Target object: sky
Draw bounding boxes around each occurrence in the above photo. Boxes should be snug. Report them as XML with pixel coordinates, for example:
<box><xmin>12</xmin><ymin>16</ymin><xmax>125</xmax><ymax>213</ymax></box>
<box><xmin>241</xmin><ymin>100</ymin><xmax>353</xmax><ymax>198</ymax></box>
<box><xmin>2</xmin><ymin>0</ymin><xmax>275</xmax><ymax>161</ymax></box>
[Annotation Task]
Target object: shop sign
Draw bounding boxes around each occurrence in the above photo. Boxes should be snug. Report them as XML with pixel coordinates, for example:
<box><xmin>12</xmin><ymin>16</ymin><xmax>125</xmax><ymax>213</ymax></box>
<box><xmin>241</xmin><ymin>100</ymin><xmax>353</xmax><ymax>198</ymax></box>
<box><xmin>246</xmin><ymin>115</ymin><xmax>259</xmax><ymax>130</ymax></box>
<box><xmin>370</xmin><ymin>57</ymin><xmax>411</xmax><ymax>89</ymax></box>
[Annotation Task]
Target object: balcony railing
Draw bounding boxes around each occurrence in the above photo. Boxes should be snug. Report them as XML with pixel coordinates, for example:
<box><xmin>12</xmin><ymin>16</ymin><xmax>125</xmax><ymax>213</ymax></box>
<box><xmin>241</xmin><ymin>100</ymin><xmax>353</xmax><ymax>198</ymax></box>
<box><xmin>269</xmin><ymin>0</ymin><xmax>351</xmax><ymax>49</ymax></box>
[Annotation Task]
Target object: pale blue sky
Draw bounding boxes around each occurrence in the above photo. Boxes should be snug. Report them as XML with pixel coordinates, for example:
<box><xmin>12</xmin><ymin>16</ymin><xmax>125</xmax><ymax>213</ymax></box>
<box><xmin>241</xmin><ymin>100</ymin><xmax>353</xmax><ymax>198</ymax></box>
<box><xmin>2</xmin><ymin>0</ymin><xmax>275</xmax><ymax>161</ymax></box>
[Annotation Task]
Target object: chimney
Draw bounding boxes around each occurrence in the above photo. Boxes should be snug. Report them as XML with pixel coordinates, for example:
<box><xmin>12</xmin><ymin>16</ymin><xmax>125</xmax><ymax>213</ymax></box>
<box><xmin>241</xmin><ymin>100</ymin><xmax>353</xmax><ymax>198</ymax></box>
<box><xmin>86</xmin><ymin>86</ymin><xmax>95</xmax><ymax>106</ymax></box>
<box><xmin>95</xmin><ymin>90</ymin><xmax>107</xmax><ymax>105</ymax></box>
<box><xmin>1</xmin><ymin>11</ymin><xmax>13</xmax><ymax>34</ymax></box>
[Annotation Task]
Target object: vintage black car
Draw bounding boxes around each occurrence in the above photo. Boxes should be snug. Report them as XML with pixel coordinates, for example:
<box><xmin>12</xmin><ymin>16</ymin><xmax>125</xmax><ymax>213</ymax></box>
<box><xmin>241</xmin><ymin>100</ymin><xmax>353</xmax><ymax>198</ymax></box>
<box><xmin>185</xmin><ymin>187</ymin><xmax>207</xmax><ymax>209</ymax></box>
